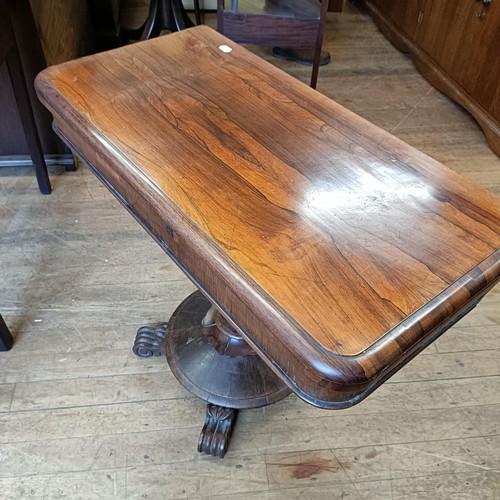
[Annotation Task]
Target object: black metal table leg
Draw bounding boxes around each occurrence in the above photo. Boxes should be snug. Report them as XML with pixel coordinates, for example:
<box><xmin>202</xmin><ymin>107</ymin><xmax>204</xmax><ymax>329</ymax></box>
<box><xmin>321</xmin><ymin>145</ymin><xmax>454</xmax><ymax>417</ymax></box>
<box><xmin>5</xmin><ymin>15</ymin><xmax>51</xmax><ymax>194</ymax></box>
<box><xmin>170</xmin><ymin>0</ymin><xmax>195</xmax><ymax>31</ymax></box>
<box><xmin>119</xmin><ymin>0</ymin><xmax>199</xmax><ymax>45</ymax></box>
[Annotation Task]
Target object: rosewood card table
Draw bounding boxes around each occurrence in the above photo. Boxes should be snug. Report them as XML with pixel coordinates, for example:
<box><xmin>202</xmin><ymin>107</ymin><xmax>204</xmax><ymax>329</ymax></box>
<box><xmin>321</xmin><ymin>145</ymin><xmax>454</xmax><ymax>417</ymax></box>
<box><xmin>35</xmin><ymin>26</ymin><xmax>500</xmax><ymax>458</ymax></box>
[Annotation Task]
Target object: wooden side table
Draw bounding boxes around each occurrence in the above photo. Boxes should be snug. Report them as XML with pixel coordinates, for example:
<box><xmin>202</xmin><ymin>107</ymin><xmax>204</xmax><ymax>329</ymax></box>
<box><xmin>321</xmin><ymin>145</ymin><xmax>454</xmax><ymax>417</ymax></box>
<box><xmin>35</xmin><ymin>26</ymin><xmax>500</xmax><ymax>458</ymax></box>
<box><xmin>89</xmin><ymin>0</ymin><xmax>201</xmax><ymax>49</ymax></box>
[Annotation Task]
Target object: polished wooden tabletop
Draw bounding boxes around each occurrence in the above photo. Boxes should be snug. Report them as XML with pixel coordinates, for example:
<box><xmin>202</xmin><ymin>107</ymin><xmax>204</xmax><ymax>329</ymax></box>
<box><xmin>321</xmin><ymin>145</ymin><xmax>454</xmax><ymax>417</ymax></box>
<box><xmin>36</xmin><ymin>26</ymin><xmax>500</xmax><ymax>408</ymax></box>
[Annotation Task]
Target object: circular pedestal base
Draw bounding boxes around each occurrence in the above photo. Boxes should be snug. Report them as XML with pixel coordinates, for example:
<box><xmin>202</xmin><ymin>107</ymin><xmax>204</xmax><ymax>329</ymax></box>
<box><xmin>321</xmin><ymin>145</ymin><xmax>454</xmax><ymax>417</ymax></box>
<box><xmin>165</xmin><ymin>291</ymin><xmax>291</xmax><ymax>409</ymax></box>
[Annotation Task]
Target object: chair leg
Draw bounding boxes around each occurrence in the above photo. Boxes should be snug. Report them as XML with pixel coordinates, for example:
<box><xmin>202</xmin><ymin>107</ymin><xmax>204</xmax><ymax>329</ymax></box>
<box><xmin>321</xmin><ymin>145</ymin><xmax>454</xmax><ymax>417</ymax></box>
<box><xmin>6</xmin><ymin>44</ymin><xmax>51</xmax><ymax>194</ymax></box>
<box><xmin>194</xmin><ymin>0</ymin><xmax>202</xmax><ymax>25</ymax></box>
<box><xmin>0</xmin><ymin>315</ymin><xmax>13</xmax><ymax>352</ymax></box>
<box><xmin>310</xmin><ymin>45</ymin><xmax>322</xmax><ymax>89</ymax></box>
<box><xmin>65</xmin><ymin>153</ymin><xmax>78</xmax><ymax>172</ymax></box>
<box><xmin>310</xmin><ymin>0</ymin><xmax>330</xmax><ymax>89</ymax></box>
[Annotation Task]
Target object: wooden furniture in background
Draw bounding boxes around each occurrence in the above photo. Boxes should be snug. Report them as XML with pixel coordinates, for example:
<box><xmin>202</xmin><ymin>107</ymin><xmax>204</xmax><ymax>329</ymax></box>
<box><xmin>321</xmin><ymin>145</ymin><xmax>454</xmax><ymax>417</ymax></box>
<box><xmin>119</xmin><ymin>0</ymin><xmax>202</xmax><ymax>43</ymax></box>
<box><xmin>36</xmin><ymin>26</ymin><xmax>500</xmax><ymax>457</ymax></box>
<box><xmin>0</xmin><ymin>0</ymin><xmax>89</xmax><ymax>168</ymax></box>
<box><xmin>364</xmin><ymin>0</ymin><xmax>500</xmax><ymax>157</ymax></box>
<box><xmin>0</xmin><ymin>0</ymin><xmax>59</xmax><ymax>158</ymax></box>
<box><xmin>0</xmin><ymin>314</ymin><xmax>14</xmax><ymax>352</ymax></box>
<box><xmin>0</xmin><ymin>0</ymin><xmax>51</xmax><ymax>193</ymax></box>
<box><xmin>29</xmin><ymin>0</ymin><xmax>94</xmax><ymax>66</ymax></box>
<box><xmin>328</xmin><ymin>0</ymin><xmax>344</xmax><ymax>12</ymax></box>
<box><xmin>216</xmin><ymin>0</ymin><xmax>330</xmax><ymax>88</ymax></box>
<box><xmin>88</xmin><ymin>0</ymin><xmax>202</xmax><ymax>49</ymax></box>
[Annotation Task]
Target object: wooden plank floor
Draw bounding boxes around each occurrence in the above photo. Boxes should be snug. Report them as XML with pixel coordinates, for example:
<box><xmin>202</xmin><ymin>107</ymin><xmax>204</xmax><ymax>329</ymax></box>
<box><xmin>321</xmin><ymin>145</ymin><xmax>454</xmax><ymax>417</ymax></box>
<box><xmin>1</xmin><ymin>3</ymin><xmax>499</xmax><ymax>499</ymax></box>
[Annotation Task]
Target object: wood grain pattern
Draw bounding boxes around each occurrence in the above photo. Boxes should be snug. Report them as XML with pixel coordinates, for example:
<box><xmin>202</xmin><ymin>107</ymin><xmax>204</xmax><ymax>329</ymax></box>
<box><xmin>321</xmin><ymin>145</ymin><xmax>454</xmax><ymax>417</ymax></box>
<box><xmin>416</xmin><ymin>0</ymin><xmax>500</xmax><ymax>117</ymax></box>
<box><xmin>368</xmin><ymin>0</ymin><xmax>424</xmax><ymax>40</ymax></box>
<box><xmin>29</xmin><ymin>0</ymin><xmax>94</xmax><ymax>66</ymax></box>
<box><xmin>35</xmin><ymin>26</ymin><xmax>500</xmax><ymax>408</ymax></box>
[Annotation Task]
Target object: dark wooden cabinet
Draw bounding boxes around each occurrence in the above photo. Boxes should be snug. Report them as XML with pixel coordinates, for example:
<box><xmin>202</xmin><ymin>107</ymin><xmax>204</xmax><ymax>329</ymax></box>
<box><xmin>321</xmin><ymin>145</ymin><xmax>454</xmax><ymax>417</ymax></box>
<box><xmin>437</xmin><ymin>2</ymin><xmax>500</xmax><ymax>117</ymax></box>
<box><xmin>415</xmin><ymin>1</ymin><xmax>474</xmax><ymax>72</ymax></box>
<box><xmin>370</xmin><ymin>0</ymin><xmax>424</xmax><ymax>39</ymax></box>
<box><xmin>0</xmin><ymin>0</ymin><xmax>93</xmax><ymax>157</ymax></box>
<box><xmin>416</xmin><ymin>0</ymin><xmax>500</xmax><ymax>111</ymax></box>
<box><xmin>0</xmin><ymin>0</ymin><xmax>57</xmax><ymax>156</ymax></box>
<box><xmin>365</xmin><ymin>0</ymin><xmax>500</xmax><ymax>157</ymax></box>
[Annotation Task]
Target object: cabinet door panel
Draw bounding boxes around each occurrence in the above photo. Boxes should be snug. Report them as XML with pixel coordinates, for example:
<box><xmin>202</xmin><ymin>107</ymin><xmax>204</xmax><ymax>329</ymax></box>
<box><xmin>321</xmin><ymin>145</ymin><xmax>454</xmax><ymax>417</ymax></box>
<box><xmin>416</xmin><ymin>1</ymin><xmax>475</xmax><ymax>71</ymax></box>
<box><xmin>371</xmin><ymin>0</ymin><xmax>424</xmax><ymax>39</ymax></box>
<box><xmin>461</xmin><ymin>4</ymin><xmax>500</xmax><ymax>116</ymax></box>
<box><xmin>417</xmin><ymin>0</ymin><xmax>500</xmax><ymax>114</ymax></box>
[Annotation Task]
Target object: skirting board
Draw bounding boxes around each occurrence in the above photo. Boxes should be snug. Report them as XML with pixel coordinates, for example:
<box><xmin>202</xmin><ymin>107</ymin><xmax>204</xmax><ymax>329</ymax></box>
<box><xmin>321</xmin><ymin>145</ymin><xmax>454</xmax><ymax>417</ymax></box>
<box><xmin>0</xmin><ymin>153</ymin><xmax>75</xmax><ymax>168</ymax></box>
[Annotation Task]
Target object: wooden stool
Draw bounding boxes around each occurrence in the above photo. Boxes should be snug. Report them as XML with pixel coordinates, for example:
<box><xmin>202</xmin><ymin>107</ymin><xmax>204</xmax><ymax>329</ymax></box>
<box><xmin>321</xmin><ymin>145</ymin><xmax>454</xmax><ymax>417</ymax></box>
<box><xmin>35</xmin><ymin>26</ymin><xmax>500</xmax><ymax>458</ymax></box>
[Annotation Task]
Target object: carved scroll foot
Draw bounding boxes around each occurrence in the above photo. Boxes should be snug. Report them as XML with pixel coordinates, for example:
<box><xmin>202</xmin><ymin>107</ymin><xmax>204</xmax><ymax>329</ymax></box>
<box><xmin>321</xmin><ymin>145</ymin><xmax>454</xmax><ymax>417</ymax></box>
<box><xmin>132</xmin><ymin>322</ymin><xmax>168</xmax><ymax>357</ymax></box>
<box><xmin>198</xmin><ymin>404</ymin><xmax>237</xmax><ymax>458</ymax></box>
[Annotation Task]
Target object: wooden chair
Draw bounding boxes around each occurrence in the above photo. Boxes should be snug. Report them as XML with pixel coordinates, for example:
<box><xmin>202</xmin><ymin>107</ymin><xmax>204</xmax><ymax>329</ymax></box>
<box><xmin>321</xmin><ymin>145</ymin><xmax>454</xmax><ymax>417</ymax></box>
<box><xmin>216</xmin><ymin>0</ymin><xmax>329</xmax><ymax>89</ymax></box>
<box><xmin>0</xmin><ymin>0</ymin><xmax>51</xmax><ymax>194</ymax></box>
